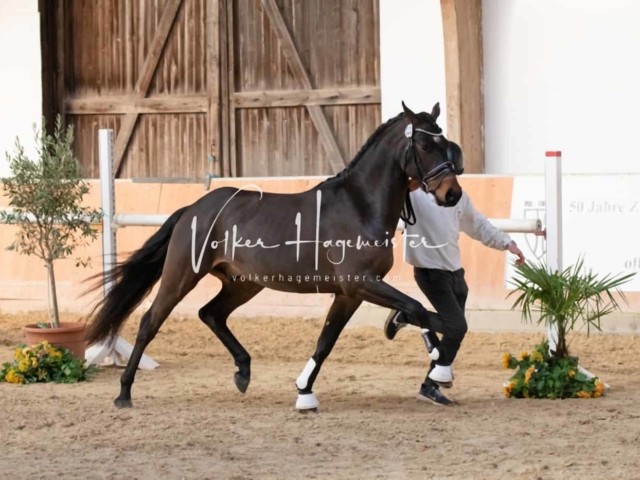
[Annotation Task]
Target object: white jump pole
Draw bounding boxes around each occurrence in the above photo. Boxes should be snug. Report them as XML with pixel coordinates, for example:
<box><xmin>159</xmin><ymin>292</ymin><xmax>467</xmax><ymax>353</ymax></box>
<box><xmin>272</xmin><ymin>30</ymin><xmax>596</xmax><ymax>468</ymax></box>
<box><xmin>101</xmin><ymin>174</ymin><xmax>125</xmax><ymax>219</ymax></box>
<box><xmin>84</xmin><ymin>129</ymin><xmax>159</xmax><ymax>370</ymax></box>
<box><xmin>544</xmin><ymin>151</ymin><xmax>562</xmax><ymax>353</ymax></box>
<box><xmin>545</xmin><ymin>151</ymin><xmax>607</xmax><ymax>388</ymax></box>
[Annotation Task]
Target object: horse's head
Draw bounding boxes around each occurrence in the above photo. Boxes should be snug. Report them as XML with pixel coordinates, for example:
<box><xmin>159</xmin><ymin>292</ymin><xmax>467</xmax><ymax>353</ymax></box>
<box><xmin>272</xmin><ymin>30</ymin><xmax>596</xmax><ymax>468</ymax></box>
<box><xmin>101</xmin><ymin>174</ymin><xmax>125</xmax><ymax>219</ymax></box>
<box><xmin>400</xmin><ymin>101</ymin><xmax>463</xmax><ymax>207</ymax></box>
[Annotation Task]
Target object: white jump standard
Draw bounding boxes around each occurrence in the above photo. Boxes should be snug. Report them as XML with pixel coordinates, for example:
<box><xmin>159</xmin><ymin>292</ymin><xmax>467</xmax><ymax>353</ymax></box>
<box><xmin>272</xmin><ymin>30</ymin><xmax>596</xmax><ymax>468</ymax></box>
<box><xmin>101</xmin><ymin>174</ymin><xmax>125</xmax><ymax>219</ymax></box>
<box><xmin>544</xmin><ymin>151</ymin><xmax>608</xmax><ymax>388</ymax></box>
<box><xmin>84</xmin><ymin>129</ymin><xmax>158</xmax><ymax>371</ymax></box>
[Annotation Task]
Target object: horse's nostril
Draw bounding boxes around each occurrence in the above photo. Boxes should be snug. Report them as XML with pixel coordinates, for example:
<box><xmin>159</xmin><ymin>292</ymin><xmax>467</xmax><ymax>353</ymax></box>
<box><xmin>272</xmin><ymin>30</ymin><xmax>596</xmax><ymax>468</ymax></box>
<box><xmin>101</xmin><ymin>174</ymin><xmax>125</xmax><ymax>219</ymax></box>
<box><xmin>445</xmin><ymin>188</ymin><xmax>456</xmax><ymax>204</ymax></box>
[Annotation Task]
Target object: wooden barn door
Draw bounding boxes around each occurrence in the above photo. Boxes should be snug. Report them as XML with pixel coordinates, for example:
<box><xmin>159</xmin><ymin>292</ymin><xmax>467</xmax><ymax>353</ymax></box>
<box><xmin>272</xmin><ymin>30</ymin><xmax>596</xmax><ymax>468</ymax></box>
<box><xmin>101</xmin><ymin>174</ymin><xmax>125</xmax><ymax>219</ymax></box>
<box><xmin>224</xmin><ymin>0</ymin><xmax>381</xmax><ymax>177</ymax></box>
<box><xmin>51</xmin><ymin>0</ymin><xmax>222</xmax><ymax>180</ymax></box>
<box><xmin>45</xmin><ymin>0</ymin><xmax>380</xmax><ymax>179</ymax></box>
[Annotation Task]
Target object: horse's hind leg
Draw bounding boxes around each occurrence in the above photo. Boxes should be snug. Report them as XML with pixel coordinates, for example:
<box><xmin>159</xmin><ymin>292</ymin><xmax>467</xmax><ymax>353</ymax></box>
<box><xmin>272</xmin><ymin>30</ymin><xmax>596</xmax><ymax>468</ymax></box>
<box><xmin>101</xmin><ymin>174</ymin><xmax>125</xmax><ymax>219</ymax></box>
<box><xmin>115</xmin><ymin>277</ymin><xmax>200</xmax><ymax>409</ymax></box>
<box><xmin>198</xmin><ymin>280</ymin><xmax>264</xmax><ymax>393</ymax></box>
<box><xmin>295</xmin><ymin>294</ymin><xmax>362</xmax><ymax>411</ymax></box>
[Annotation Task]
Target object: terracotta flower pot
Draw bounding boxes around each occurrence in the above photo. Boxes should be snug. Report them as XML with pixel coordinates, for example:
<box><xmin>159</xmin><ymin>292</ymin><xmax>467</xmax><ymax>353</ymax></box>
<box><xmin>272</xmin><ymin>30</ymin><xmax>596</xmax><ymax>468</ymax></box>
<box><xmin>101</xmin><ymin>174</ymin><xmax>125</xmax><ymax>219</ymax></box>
<box><xmin>23</xmin><ymin>322</ymin><xmax>87</xmax><ymax>360</ymax></box>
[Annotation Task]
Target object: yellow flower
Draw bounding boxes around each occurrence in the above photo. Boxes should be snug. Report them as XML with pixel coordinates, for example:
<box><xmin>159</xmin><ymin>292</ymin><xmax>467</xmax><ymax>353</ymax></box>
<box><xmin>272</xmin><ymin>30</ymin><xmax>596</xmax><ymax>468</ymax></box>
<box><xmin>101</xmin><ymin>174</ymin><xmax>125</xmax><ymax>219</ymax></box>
<box><xmin>502</xmin><ymin>353</ymin><xmax>511</xmax><ymax>369</ymax></box>
<box><xmin>31</xmin><ymin>358</ymin><xmax>38</xmax><ymax>368</ymax></box>
<box><xmin>529</xmin><ymin>351</ymin><xmax>544</xmax><ymax>363</ymax></box>
<box><xmin>18</xmin><ymin>359</ymin><xmax>30</xmax><ymax>373</ymax></box>
<box><xmin>503</xmin><ymin>381</ymin><xmax>516</xmax><ymax>397</ymax></box>
<box><xmin>577</xmin><ymin>391</ymin><xmax>591</xmax><ymax>399</ymax></box>
<box><xmin>592</xmin><ymin>391</ymin><xmax>602</xmax><ymax>398</ymax></box>
<box><xmin>14</xmin><ymin>348</ymin><xmax>24</xmax><ymax>361</ymax></box>
<box><xmin>595</xmin><ymin>380</ymin><xmax>605</xmax><ymax>394</ymax></box>
<box><xmin>4</xmin><ymin>369</ymin><xmax>24</xmax><ymax>384</ymax></box>
<box><xmin>37</xmin><ymin>369</ymin><xmax>47</xmax><ymax>380</ymax></box>
<box><xmin>519</xmin><ymin>351</ymin><xmax>529</xmax><ymax>361</ymax></box>
<box><xmin>524</xmin><ymin>366</ymin><xmax>535</xmax><ymax>384</ymax></box>
<box><xmin>568</xmin><ymin>370</ymin><xmax>576</xmax><ymax>378</ymax></box>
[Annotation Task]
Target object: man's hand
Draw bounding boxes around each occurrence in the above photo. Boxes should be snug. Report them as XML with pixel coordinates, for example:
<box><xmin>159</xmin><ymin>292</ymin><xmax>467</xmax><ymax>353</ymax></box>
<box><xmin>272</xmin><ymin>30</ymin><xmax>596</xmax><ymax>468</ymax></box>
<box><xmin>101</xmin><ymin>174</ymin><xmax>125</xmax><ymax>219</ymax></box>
<box><xmin>508</xmin><ymin>241</ymin><xmax>525</xmax><ymax>265</ymax></box>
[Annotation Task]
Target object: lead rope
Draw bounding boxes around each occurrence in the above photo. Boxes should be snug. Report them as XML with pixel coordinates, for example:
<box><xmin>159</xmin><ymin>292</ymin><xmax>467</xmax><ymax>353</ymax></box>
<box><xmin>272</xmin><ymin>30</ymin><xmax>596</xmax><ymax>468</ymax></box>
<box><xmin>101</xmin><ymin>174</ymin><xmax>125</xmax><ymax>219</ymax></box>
<box><xmin>400</xmin><ymin>189</ymin><xmax>417</xmax><ymax>226</ymax></box>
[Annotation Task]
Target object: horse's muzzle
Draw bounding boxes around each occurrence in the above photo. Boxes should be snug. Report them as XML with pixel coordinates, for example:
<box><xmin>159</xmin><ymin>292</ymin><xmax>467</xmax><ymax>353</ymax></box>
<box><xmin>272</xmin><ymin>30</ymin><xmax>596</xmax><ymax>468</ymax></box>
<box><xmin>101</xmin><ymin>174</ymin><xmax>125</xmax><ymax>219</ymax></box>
<box><xmin>432</xmin><ymin>187</ymin><xmax>462</xmax><ymax>207</ymax></box>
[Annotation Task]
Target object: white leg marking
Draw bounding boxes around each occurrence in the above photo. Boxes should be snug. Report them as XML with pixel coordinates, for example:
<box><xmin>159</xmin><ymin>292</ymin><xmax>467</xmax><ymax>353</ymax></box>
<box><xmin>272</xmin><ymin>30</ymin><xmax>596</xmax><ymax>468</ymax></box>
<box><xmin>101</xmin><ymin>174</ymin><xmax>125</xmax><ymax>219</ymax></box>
<box><xmin>296</xmin><ymin>357</ymin><xmax>317</xmax><ymax>390</ymax></box>
<box><xmin>296</xmin><ymin>392</ymin><xmax>320</xmax><ymax>410</ymax></box>
<box><xmin>429</xmin><ymin>364</ymin><xmax>454</xmax><ymax>383</ymax></box>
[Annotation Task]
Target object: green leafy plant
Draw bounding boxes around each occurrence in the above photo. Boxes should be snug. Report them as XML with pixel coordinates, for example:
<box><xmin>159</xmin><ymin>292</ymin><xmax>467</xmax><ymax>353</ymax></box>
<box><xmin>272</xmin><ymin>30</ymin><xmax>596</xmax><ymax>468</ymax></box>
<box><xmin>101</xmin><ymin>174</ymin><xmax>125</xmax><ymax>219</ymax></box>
<box><xmin>1</xmin><ymin>340</ymin><xmax>98</xmax><ymax>385</ymax></box>
<box><xmin>502</xmin><ymin>256</ymin><xmax>634</xmax><ymax>399</ymax></box>
<box><xmin>502</xmin><ymin>340</ymin><xmax>604</xmax><ymax>399</ymax></box>
<box><xmin>0</xmin><ymin>116</ymin><xmax>102</xmax><ymax>328</ymax></box>
<box><xmin>508</xmin><ymin>256</ymin><xmax>635</xmax><ymax>358</ymax></box>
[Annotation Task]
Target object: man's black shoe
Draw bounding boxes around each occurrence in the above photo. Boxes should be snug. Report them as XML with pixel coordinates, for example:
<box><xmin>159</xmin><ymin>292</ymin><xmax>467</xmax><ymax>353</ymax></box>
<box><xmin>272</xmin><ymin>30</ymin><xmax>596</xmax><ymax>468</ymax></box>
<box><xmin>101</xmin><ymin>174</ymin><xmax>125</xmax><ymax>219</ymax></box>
<box><xmin>416</xmin><ymin>384</ymin><xmax>453</xmax><ymax>406</ymax></box>
<box><xmin>384</xmin><ymin>310</ymin><xmax>406</xmax><ymax>340</ymax></box>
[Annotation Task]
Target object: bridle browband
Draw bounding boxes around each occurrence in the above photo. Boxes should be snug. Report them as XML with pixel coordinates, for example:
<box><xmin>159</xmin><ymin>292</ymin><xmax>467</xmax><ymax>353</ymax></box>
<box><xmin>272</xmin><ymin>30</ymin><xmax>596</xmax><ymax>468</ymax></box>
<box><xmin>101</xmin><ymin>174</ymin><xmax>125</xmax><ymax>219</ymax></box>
<box><xmin>400</xmin><ymin>124</ymin><xmax>455</xmax><ymax>226</ymax></box>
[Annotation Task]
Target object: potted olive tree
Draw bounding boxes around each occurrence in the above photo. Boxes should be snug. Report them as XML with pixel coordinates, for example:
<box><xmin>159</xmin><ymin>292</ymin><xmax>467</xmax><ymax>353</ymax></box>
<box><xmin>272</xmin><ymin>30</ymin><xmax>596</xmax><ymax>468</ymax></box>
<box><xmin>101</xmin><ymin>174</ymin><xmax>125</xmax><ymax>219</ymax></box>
<box><xmin>0</xmin><ymin>116</ymin><xmax>102</xmax><ymax>359</ymax></box>
<box><xmin>502</xmin><ymin>256</ymin><xmax>634</xmax><ymax>399</ymax></box>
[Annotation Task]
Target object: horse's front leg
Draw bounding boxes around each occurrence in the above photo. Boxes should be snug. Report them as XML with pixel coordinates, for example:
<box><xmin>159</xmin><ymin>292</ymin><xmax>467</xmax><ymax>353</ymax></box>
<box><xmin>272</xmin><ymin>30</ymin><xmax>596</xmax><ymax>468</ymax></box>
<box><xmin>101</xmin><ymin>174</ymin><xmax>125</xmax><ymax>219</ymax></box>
<box><xmin>295</xmin><ymin>294</ymin><xmax>362</xmax><ymax>412</ymax></box>
<box><xmin>356</xmin><ymin>280</ymin><xmax>444</xmax><ymax>362</ymax></box>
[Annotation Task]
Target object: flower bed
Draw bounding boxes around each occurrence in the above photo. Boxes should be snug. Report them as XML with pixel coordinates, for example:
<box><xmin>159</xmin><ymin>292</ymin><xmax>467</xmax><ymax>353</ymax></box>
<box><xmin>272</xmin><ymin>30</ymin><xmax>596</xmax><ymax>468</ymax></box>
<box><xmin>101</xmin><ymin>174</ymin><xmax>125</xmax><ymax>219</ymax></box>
<box><xmin>1</xmin><ymin>340</ymin><xmax>97</xmax><ymax>385</ymax></box>
<box><xmin>502</xmin><ymin>341</ymin><xmax>605</xmax><ymax>399</ymax></box>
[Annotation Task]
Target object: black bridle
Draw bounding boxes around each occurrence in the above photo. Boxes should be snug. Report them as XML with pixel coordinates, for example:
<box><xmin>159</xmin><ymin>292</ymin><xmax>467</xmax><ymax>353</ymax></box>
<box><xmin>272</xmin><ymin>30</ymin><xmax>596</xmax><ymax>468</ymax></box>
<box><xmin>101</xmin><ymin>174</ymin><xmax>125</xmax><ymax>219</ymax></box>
<box><xmin>400</xmin><ymin>124</ymin><xmax>455</xmax><ymax>226</ymax></box>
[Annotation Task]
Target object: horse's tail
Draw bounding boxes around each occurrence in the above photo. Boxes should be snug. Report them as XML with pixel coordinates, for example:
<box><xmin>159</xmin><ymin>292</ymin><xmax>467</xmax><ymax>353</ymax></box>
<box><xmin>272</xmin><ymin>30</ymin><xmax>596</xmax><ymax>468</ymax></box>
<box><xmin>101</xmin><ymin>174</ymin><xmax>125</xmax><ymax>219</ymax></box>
<box><xmin>83</xmin><ymin>206</ymin><xmax>189</xmax><ymax>346</ymax></box>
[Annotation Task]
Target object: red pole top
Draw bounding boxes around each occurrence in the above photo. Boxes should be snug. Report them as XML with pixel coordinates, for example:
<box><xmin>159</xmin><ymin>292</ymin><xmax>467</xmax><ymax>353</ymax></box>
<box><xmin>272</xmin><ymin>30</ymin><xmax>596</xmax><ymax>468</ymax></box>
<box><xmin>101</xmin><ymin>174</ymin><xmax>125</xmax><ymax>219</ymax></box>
<box><xmin>545</xmin><ymin>151</ymin><xmax>562</xmax><ymax>157</ymax></box>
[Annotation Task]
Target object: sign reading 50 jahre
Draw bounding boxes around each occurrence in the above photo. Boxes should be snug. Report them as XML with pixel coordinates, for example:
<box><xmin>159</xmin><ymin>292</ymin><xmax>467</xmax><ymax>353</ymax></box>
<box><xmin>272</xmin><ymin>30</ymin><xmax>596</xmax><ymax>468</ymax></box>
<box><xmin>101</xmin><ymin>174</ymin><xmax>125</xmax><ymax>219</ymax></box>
<box><xmin>504</xmin><ymin>174</ymin><xmax>640</xmax><ymax>291</ymax></box>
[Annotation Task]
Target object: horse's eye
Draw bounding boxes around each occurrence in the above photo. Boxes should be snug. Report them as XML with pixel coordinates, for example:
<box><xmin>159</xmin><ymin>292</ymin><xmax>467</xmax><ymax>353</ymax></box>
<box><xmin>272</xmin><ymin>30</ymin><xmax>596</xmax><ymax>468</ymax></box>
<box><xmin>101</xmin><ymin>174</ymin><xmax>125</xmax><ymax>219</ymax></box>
<box><xmin>420</xmin><ymin>143</ymin><xmax>431</xmax><ymax>152</ymax></box>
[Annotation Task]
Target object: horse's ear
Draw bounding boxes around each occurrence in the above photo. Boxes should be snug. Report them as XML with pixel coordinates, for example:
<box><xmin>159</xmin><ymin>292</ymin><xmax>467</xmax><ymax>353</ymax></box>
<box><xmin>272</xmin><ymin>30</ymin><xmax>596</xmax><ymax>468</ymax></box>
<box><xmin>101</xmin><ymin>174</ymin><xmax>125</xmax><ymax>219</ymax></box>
<box><xmin>431</xmin><ymin>102</ymin><xmax>441</xmax><ymax>120</ymax></box>
<box><xmin>402</xmin><ymin>101</ymin><xmax>419</xmax><ymax>125</ymax></box>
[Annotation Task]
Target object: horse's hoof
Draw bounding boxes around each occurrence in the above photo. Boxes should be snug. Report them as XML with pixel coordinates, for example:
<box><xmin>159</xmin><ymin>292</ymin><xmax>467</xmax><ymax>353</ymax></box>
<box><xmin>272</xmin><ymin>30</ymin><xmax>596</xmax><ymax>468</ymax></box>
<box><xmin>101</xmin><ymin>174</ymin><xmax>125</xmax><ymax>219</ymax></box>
<box><xmin>234</xmin><ymin>372</ymin><xmax>250</xmax><ymax>394</ymax></box>
<box><xmin>298</xmin><ymin>407</ymin><xmax>318</xmax><ymax>414</ymax></box>
<box><xmin>114</xmin><ymin>397</ymin><xmax>133</xmax><ymax>409</ymax></box>
<box><xmin>296</xmin><ymin>392</ymin><xmax>319</xmax><ymax>411</ymax></box>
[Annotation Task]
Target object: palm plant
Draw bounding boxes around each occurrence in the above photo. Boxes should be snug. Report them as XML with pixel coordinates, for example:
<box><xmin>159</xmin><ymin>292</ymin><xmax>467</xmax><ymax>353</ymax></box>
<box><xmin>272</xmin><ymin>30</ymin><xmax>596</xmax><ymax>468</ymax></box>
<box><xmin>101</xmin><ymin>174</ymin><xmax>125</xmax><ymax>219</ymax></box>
<box><xmin>508</xmin><ymin>256</ymin><xmax>635</xmax><ymax>359</ymax></box>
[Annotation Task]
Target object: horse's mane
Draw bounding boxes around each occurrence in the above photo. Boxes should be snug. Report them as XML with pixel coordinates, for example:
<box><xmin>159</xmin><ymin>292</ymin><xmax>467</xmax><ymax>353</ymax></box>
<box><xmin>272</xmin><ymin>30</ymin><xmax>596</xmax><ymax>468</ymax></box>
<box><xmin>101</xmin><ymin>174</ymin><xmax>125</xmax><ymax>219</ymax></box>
<box><xmin>316</xmin><ymin>109</ymin><xmax>441</xmax><ymax>187</ymax></box>
<box><xmin>317</xmin><ymin>111</ymin><xmax>407</xmax><ymax>186</ymax></box>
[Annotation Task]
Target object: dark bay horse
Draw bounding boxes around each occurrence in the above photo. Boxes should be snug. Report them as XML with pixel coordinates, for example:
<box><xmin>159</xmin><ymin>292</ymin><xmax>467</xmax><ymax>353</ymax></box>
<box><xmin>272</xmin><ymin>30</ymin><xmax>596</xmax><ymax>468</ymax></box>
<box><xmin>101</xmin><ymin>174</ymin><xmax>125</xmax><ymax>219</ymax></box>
<box><xmin>84</xmin><ymin>101</ymin><xmax>464</xmax><ymax>411</ymax></box>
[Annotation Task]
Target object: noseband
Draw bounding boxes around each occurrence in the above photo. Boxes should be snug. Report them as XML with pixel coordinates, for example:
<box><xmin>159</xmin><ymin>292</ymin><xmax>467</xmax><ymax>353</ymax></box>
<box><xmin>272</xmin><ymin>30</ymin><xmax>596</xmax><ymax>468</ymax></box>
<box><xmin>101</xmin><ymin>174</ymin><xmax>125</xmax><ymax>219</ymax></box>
<box><xmin>400</xmin><ymin>124</ymin><xmax>455</xmax><ymax>226</ymax></box>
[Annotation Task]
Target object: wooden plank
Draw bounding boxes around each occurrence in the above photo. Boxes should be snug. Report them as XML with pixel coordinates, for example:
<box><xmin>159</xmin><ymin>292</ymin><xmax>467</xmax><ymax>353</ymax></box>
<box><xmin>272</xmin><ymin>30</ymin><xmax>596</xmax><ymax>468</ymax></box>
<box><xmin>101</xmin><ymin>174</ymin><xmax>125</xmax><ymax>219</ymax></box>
<box><xmin>220</xmin><ymin>0</ymin><xmax>231</xmax><ymax>177</ymax></box>
<box><xmin>65</xmin><ymin>96</ymin><xmax>208</xmax><ymax>114</ymax></box>
<box><xmin>207</xmin><ymin>0</ymin><xmax>221</xmax><ymax>177</ymax></box>
<box><xmin>38</xmin><ymin>0</ymin><xmax>56</xmax><ymax>130</ymax></box>
<box><xmin>125</xmin><ymin>0</ymin><xmax>134</xmax><ymax>91</ymax></box>
<box><xmin>227</xmin><ymin>0</ymin><xmax>237</xmax><ymax>176</ymax></box>
<box><xmin>55</xmin><ymin>0</ymin><xmax>65</xmax><ymax>126</ymax></box>
<box><xmin>440</xmin><ymin>0</ymin><xmax>484</xmax><ymax>173</ymax></box>
<box><xmin>113</xmin><ymin>0</ymin><xmax>183</xmax><ymax>176</ymax></box>
<box><xmin>260</xmin><ymin>0</ymin><xmax>346</xmax><ymax>174</ymax></box>
<box><xmin>440</xmin><ymin>0</ymin><xmax>461</xmax><ymax>142</ymax></box>
<box><xmin>232</xmin><ymin>87</ymin><xmax>381</xmax><ymax>108</ymax></box>
<box><xmin>458</xmin><ymin>0</ymin><xmax>485</xmax><ymax>174</ymax></box>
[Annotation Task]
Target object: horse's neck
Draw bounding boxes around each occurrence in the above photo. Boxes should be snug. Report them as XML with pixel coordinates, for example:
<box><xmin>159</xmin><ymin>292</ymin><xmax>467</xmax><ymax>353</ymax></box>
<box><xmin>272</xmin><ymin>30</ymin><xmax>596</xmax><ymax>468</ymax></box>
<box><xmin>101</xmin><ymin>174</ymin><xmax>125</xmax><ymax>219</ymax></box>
<box><xmin>342</xmin><ymin>132</ymin><xmax>408</xmax><ymax>230</ymax></box>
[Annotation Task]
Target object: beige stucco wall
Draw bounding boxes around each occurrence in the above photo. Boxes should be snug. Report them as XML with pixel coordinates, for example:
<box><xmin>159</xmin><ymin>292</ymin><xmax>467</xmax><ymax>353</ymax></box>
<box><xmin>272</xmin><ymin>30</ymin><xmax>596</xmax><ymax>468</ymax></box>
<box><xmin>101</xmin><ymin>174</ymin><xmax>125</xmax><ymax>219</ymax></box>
<box><xmin>3</xmin><ymin>176</ymin><xmax>639</xmax><ymax>334</ymax></box>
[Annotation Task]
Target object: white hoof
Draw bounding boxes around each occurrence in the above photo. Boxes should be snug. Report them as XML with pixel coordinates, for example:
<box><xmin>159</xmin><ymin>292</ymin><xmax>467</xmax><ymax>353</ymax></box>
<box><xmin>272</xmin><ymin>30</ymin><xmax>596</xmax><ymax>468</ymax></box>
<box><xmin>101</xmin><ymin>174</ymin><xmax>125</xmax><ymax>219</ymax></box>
<box><xmin>296</xmin><ymin>393</ymin><xmax>319</xmax><ymax>410</ymax></box>
<box><xmin>429</xmin><ymin>364</ymin><xmax>454</xmax><ymax>383</ymax></box>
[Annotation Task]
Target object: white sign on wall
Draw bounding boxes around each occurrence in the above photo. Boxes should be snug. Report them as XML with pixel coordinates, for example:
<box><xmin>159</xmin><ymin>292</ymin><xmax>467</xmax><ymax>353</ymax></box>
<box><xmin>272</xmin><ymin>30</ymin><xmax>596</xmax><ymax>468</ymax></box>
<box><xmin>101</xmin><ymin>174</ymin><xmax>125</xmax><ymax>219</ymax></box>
<box><xmin>505</xmin><ymin>175</ymin><xmax>640</xmax><ymax>291</ymax></box>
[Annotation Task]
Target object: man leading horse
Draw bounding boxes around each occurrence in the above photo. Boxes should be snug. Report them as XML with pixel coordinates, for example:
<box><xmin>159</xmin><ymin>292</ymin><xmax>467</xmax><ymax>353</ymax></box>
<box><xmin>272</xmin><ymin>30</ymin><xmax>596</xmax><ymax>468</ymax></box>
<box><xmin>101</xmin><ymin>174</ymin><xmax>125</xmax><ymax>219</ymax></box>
<box><xmin>384</xmin><ymin>175</ymin><xmax>525</xmax><ymax>406</ymax></box>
